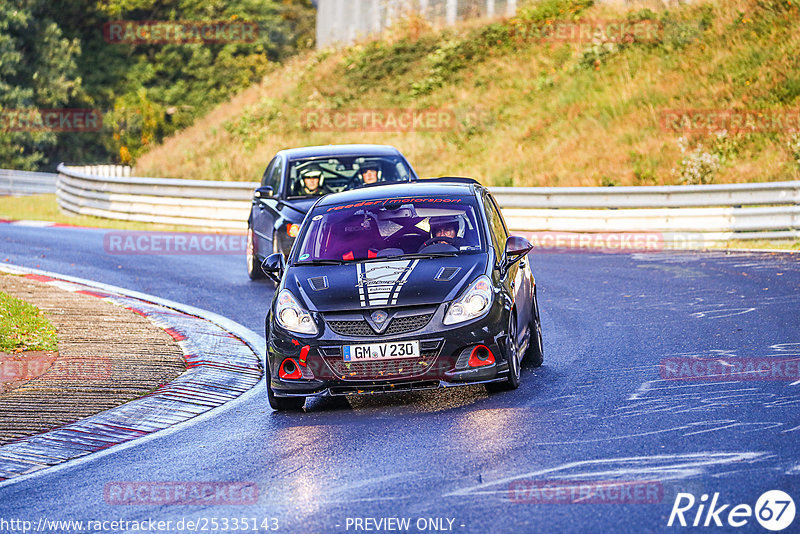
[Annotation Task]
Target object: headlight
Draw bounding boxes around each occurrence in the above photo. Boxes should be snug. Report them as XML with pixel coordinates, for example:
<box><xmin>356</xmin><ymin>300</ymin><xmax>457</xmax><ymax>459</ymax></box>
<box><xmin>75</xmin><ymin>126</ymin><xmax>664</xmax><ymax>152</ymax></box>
<box><xmin>443</xmin><ymin>275</ymin><xmax>493</xmax><ymax>325</ymax></box>
<box><xmin>275</xmin><ymin>289</ymin><xmax>317</xmax><ymax>335</ymax></box>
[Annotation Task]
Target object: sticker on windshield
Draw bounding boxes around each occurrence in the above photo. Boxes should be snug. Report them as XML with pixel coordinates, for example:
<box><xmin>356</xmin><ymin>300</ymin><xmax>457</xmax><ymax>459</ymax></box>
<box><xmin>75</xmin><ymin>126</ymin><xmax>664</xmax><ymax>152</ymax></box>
<box><xmin>312</xmin><ymin>215</ymin><xmax>323</xmax><ymax>221</ymax></box>
<box><xmin>299</xmin><ymin>253</ymin><xmax>310</xmax><ymax>261</ymax></box>
<box><xmin>326</xmin><ymin>197</ymin><xmax>464</xmax><ymax>212</ymax></box>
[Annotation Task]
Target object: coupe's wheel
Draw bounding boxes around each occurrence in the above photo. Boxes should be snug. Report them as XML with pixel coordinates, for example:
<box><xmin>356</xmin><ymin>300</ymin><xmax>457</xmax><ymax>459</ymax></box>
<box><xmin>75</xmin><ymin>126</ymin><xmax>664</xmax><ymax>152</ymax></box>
<box><xmin>246</xmin><ymin>226</ymin><xmax>265</xmax><ymax>280</ymax></box>
<box><xmin>265</xmin><ymin>364</ymin><xmax>305</xmax><ymax>411</ymax></box>
<box><xmin>525</xmin><ymin>293</ymin><xmax>544</xmax><ymax>368</ymax></box>
<box><xmin>505</xmin><ymin>315</ymin><xmax>521</xmax><ymax>389</ymax></box>
<box><xmin>487</xmin><ymin>314</ymin><xmax>521</xmax><ymax>392</ymax></box>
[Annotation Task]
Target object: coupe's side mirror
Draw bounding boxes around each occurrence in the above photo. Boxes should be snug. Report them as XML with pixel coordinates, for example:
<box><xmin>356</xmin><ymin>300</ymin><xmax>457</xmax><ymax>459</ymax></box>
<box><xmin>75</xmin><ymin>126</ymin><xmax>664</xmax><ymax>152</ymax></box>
<box><xmin>501</xmin><ymin>236</ymin><xmax>533</xmax><ymax>272</ymax></box>
<box><xmin>261</xmin><ymin>252</ymin><xmax>286</xmax><ymax>283</ymax></box>
<box><xmin>254</xmin><ymin>186</ymin><xmax>274</xmax><ymax>200</ymax></box>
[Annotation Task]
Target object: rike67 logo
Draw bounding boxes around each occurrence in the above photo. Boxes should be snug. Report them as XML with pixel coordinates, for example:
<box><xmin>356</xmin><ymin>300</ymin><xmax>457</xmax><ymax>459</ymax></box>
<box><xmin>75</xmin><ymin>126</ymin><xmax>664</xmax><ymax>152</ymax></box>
<box><xmin>668</xmin><ymin>490</ymin><xmax>795</xmax><ymax>531</ymax></box>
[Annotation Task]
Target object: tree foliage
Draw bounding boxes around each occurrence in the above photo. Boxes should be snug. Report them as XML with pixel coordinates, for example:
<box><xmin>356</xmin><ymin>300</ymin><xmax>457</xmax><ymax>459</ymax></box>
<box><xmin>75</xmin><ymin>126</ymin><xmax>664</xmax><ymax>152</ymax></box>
<box><xmin>0</xmin><ymin>0</ymin><xmax>315</xmax><ymax>170</ymax></box>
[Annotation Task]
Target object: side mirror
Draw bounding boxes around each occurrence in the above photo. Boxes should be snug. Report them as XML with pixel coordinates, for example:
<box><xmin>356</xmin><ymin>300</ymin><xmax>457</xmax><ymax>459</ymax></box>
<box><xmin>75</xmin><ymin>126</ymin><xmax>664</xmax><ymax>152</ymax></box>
<box><xmin>505</xmin><ymin>236</ymin><xmax>533</xmax><ymax>258</ymax></box>
<box><xmin>261</xmin><ymin>252</ymin><xmax>286</xmax><ymax>283</ymax></box>
<box><xmin>500</xmin><ymin>236</ymin><xmax>533</xmax><ymax>273</ymax></box>
<box><xmin>254</xmin><ymin>186</ymin><xmax>274</xmax><ymax>200</ymax></box>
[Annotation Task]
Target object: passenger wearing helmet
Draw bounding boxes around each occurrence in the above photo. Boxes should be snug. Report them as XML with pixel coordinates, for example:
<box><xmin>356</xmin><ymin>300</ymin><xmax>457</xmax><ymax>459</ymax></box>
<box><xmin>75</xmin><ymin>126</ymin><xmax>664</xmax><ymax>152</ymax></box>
<box><xmin>298</xmin><ymin>169</ymin><xmax>324</xmax><ymax>196</ymax></box>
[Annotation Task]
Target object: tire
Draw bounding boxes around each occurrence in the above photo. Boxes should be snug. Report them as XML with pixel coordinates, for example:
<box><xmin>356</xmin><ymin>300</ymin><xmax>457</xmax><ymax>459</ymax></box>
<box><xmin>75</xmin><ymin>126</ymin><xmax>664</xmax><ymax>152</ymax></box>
<box><xmin>487</xmin><ymin>313</ymin><xmax>521</xmax><ymax>392</ymax></box>
<box><xmin>525</xmin><ymin>292</ymin><xmax>544</xmax><ymax>368</ymax></box>
<box><xmin>246</xmin><ymin>225</ymin><xmax>265</xmax><ymax>280</ymax></box>
<box><xmin>265</xmin><ymin>363</ymin><xmax>305</xmax><ymax>411</ymax></box>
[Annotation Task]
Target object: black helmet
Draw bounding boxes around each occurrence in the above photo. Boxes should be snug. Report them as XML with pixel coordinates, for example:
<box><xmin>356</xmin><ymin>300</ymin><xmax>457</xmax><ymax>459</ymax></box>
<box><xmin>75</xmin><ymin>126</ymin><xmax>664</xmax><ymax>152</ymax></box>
<box><xmin>430</xmin><ymin>215</ymin><xmax>461</xmax><ymax>234</ymax></box>
<box><xmin>359</xmin><ymin>160</ymin><xmax>381</xmax><ymax>172</ymax></box>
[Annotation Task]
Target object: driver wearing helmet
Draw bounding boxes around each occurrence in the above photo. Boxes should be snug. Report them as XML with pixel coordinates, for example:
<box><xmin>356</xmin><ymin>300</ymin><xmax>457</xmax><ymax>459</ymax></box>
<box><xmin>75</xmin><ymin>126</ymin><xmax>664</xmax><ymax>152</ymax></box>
<box><xmin>420</xmin><ymin>215</ymin><xmax>462</xmax><ymax>251</ymax></box>
<box><xmin>356</xmin><ymin>161</ymin><xmax>381</xmax><ymax>186</ymax></box>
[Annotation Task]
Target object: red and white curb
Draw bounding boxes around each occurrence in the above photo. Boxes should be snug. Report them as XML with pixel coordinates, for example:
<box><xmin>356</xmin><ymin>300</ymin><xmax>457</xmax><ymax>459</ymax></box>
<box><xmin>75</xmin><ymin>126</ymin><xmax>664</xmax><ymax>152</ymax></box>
<box><xmin>0</xmin><ymin>219</ymin><xmax>79</xmax><ymax>228</ymax></box>
<box><xmin>0</xmin><ymin>263</ymin><xmax>264</xmax><ymax>485</ymax></box>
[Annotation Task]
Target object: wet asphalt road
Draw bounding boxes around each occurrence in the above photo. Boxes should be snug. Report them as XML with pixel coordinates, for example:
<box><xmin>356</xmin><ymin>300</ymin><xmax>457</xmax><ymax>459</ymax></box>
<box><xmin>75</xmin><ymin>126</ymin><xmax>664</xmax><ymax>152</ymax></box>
<box><xmin>0</xmin><ymin>224</ymin><xmax>799</xmax><ymax>533</ymax></box>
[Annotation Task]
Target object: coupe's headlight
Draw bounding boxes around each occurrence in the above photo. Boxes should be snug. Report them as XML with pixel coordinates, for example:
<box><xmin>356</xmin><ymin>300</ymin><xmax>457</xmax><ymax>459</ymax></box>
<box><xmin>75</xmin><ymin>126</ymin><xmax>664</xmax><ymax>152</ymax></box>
<box><xmin>275</xmin><ymin>289</ymin><xmax>317</xmax><ymax>335</ymax></box>
<box><xmin>443</xmin><ymin>275</ymin><xmax>493</xmax><ymax>325</ymax></box>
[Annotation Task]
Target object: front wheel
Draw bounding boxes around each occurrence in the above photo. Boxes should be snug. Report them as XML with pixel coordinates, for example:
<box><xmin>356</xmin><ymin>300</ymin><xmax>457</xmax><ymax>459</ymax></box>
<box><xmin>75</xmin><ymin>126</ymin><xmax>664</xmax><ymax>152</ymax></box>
<box><xmin>246</xmin><ymin>226</ymin><xmax>265</xmax><ymax>280</ymax></box>
<box><xmin>487</xmin><ymin>314</ymin><xmax>521</xmax><ymax>392</ymax></box>
<box><xmin>525</xmin><ymin>293</ymin><xmax>544</xmax><ymax>368</ymax></box>
<box><xmin>265</xmin><ymin>364</ymin><xmax>305</xmax><ymax>411</ymax></box>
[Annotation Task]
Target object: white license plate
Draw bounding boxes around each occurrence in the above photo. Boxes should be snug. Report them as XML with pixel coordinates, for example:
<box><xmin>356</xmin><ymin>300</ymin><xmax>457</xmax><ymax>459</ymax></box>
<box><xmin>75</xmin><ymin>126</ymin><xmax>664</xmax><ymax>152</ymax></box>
<box><xmin>343</xmin><ymin>340</ymin><xmax>420</xmax><ymax>362</ymax></box>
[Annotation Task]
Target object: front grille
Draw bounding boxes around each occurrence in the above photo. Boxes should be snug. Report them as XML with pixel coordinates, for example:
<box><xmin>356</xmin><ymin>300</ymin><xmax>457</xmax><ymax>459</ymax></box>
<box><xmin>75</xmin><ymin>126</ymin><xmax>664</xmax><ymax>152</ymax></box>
<box><xmin>384</xmin><ymin>313</ymin><xmax>433</xmax><ymax>335</ymax></box>
<box><xmin>325</xmin><ymin>313</ymin><xmax>434</xmax><ymax>337</ymax></box>
<box><xmin>320</xmin><ymin>339</ymin><xmax>443</xmax><ymax>381</ymax></box>
<box><xmin>327</xmin><ymin>320</ymin><xmax>374</xmax><ymax>336</ymax></box>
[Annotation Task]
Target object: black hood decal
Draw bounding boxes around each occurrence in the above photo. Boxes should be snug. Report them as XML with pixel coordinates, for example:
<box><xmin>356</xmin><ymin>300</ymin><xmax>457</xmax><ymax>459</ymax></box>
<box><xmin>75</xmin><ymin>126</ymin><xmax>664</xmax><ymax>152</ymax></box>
<box><xmin>288</xmin><ymin>255</ymin><xmax>487</xmax><ymax>312</ymax></box>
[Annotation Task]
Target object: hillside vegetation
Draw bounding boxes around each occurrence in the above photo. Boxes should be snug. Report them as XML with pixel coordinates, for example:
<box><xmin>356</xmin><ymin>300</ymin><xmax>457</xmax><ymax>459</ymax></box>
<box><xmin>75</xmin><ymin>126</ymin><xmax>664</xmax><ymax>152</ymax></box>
<box><xmin>134</xmin><ymin>0</ymin><xmax>800</xmax><ymax>187</ymax></box>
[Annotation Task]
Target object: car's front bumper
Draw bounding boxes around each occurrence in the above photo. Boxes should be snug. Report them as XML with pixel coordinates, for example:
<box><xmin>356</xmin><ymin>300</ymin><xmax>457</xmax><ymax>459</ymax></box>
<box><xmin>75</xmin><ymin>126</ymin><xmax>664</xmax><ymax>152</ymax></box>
<box><xmin>266</xmin><ymin>300</ymin><xmax>511</xmax><ymax>397</ymax></box>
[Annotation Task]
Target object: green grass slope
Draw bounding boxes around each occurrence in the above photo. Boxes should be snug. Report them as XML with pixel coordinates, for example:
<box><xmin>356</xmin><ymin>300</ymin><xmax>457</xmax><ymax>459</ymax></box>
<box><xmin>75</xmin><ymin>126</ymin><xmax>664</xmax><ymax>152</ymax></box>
<box><xmin>134</xmin><ymin>0</ymin><xmax>800</xmax><ymax>187</ymax></box>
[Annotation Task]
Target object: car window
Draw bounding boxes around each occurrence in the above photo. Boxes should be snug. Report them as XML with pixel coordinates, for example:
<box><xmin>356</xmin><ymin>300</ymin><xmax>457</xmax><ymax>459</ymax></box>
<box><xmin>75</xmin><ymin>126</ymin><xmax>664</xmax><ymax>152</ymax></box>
<box><xmin>267</xmin><ymin>157</ymin><xmax>283</xmax><ymax>193</ymax></box>
<box><xmin>483</xmin><ymin>193</ymin><xmax>509</xmax><ymax>252</ymax></box>
<box><xmin>286</xmin><ymin>155</ymin><xmax>413</xmax><ymax>199</ymax></box>
<box><xmin>294</xmin><ymin>196</ymin><xmax>484</xmax><ymax>262</ymax></box>
<box><xmin>261</xmin><ymin>158</ymin><xmax>276</xmax><ymax>187</ymax></box>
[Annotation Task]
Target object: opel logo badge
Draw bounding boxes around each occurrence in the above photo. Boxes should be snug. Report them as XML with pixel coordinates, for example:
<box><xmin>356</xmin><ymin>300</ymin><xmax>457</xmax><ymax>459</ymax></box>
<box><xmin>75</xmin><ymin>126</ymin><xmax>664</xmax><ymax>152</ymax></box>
<box><xmin>371</xmin><ymin>310</ymin><xmax>388</xmax><ymax>324</ymax></box>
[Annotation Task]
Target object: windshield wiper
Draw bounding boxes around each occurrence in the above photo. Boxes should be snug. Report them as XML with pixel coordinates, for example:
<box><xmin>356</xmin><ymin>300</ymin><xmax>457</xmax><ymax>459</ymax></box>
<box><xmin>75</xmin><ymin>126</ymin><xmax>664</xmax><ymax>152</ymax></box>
<box><xmin>368</xmin><ymin>252</ymin><xmax>459</xmax><ymax>261</ymax></box>
<box><xmin>294</xmin><ymin>259</ymin><xmax>348</xmax><ymax>266</ymax></box>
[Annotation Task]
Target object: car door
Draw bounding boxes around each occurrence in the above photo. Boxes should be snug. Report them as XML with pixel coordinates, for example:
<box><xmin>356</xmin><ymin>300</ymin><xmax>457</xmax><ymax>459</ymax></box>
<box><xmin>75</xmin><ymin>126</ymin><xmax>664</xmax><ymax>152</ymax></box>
<box><xmin>483</xmin><ymin>192</ymin><xmax>532</xmax><ymax>342</ymax></box>
<box><xmin>251</xmin><ymin>156</ymin><xmax>284</xmax><ymax>258</ymax></box>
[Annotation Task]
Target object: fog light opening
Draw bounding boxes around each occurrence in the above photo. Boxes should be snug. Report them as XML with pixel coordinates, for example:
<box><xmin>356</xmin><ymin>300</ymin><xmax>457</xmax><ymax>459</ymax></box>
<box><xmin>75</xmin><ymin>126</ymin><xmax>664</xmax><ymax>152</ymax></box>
<box><xmin>468</xmin><ymin>345</ymin><xmax>495</xmax><ymax>368</ymax></box>
<box><xmin>279</xmin><ymin>358</ymin><xmax>302</xmax><ymax>380</ymax></box>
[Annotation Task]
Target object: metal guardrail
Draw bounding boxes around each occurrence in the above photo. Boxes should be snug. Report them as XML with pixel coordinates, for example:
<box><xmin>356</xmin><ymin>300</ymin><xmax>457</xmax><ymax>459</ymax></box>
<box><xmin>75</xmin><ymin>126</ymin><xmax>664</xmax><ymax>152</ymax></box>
<box><xmin>0</xmin><ymin>169</ymin><xmax>58</xmax><ymax>196</ymax></box>
<box><xmin>491</xmin><ymin>182</ymin><xmax>800</xmax><ymax>209</ymax></box>
<box><xmin>56</xmin><ymin>164</ymin><xmax>256</xmax><ymax>229</ymax></box>
<box><xmin>53</xmin><ymin>164</ymin><xmax>800</xmax><ymax>241</ymax></box>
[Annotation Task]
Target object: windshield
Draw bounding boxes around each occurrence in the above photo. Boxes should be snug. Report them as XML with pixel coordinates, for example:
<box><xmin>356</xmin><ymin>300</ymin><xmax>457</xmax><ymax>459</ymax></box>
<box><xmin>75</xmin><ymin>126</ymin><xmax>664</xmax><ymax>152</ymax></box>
<box><xmin>294</xmin><ymin>196</ymin><xmax>485</xmax><ymax>262</ymax></box>
<box><xmin>287</xmin><ymin>155</ymin><xmax>413</xmax><ymax>199</ymax></box>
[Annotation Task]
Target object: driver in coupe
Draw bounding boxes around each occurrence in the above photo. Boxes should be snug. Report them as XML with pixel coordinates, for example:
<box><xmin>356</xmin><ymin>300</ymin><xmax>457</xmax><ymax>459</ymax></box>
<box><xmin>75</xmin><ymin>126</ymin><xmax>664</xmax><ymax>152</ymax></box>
<box><xmin>421</xmin><ymin>215</ymin><xmax>462</xmax><ymax>251</ymax></box>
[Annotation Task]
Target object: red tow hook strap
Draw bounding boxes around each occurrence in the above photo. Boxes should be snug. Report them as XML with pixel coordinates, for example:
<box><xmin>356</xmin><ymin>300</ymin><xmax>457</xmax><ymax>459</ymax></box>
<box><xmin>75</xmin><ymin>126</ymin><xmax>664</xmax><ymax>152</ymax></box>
<box><xmin>299</xmin><ymin>345</ymin><xmax>310</xmax><ymax>366</ymax></box>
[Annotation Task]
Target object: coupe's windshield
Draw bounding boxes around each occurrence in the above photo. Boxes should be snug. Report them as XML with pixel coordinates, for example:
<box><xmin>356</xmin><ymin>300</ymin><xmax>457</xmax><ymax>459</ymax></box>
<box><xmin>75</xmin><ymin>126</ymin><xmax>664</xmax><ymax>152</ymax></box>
<box><xmin>294</xmin><ymin>196</ymin><xmax>484</xmax><ymax>262</ymax></box>
<box><xmin>287</xmin><ymin>155</ymin><xmax>413</xmax><ymax>199</ymax></box>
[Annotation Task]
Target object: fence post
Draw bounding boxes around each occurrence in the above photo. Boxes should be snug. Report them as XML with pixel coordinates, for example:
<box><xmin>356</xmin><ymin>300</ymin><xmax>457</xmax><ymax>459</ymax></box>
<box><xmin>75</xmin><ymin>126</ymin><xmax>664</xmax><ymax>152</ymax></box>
<box><xmin>487</xmin><ymin>0</ymin><xmax>495</xmax><ymax>17</ymax></box>
<box><xmin>507</xmin><ymin>0</ymin><xmax>517</xmax><ymax>16</ymax></box>
<box><xmin>446</xmin><ymin>0</ymin><xmax>457</xmax><ymax>25</ymax></box>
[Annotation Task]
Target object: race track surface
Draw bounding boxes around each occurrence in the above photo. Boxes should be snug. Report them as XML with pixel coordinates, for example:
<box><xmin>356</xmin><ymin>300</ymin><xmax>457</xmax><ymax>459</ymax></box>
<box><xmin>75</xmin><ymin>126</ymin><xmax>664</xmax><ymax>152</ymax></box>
<box><xmin>1</xmin><ymin>224</ymin><xmax>798</xmax><ymax>533</ymax></box>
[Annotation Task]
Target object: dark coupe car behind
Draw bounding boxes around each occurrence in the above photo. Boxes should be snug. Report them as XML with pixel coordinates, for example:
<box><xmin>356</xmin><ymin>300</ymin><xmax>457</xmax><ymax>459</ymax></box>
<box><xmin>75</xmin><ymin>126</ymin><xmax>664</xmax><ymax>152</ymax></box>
<box><xmin>261</xmin><ymin>178</ymin><xmax>543</xmax><ymax>410</ymax></box>
<box><xmin>247</xmin><ymin>144</ymin><xmax>418</xmax><ymax>279</ymax></box>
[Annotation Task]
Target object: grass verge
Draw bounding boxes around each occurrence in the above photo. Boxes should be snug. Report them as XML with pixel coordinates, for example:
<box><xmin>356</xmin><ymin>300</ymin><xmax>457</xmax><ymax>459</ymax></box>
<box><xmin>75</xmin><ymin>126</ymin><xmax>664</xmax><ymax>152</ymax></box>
<box><xmin>0</xmin><ymin>289</ymin><xmax>58</xmax><ymax>352</ymax></box>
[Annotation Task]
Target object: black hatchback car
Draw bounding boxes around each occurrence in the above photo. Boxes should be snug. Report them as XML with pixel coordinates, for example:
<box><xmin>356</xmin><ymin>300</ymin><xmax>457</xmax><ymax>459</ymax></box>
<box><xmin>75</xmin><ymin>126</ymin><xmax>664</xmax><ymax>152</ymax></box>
<box><xmin>261</xmin><ymin>178</ymin><xmax>543</xmax><ymax>411</ymax></box>
<box><xmin>247</xmin><ymin>144</ymin><xmax>418</xmax><ymax>279</ymax></box>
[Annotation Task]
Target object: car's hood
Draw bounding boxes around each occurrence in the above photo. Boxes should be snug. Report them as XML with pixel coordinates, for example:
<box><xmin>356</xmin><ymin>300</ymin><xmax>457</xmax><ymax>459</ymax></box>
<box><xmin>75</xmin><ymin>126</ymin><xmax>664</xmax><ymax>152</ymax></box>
<box><xmin>287</xmin><ymin>254</ymin><xmax>488</xmax><ymax>312</ymax></box>
<box><xmin>282</xmin><ymin>197</ymin><xmax>319</xmax><ymax>217</ymax></box>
